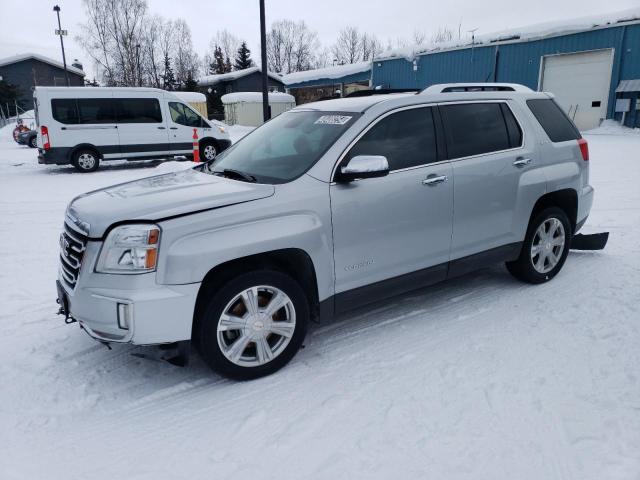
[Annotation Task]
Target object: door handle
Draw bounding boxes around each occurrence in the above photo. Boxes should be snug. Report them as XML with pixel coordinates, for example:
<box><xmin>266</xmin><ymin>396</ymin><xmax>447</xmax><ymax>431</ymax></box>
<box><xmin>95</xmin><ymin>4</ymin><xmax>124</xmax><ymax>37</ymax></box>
<box><xmin>422</xmin><ymin>174</ymin><xmax>448</xmax><ymax>186</ymax></box>
<box><xmin>157</xmin><ymin>126</ymin><xmax>166</xmax><ymax>130</ymax></box>
<box><xmin>513</xmin><ymin>157</ymin><xmax>532</xmax><ymax>168</ymax></box>
<box><xmin>170</xmin><ymin>127</ymin><xmax>178</xmax><ymax>130</ymax></box>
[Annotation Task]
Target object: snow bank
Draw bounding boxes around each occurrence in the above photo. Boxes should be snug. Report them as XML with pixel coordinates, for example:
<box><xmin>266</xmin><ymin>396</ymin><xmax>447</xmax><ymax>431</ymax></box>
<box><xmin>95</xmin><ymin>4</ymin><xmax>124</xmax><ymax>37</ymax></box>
<box><xmin>282</xmin><ymin>61</ymin><xmax>371</xmax><ymax>86</ymax></box>
<box><xmin>221</xmin><ymin>92</ymin><xmax>295</xmax><ymax>104</ymax></box>
<box><xmin>584</xmin><ymin>119</ymin><xmax>640</xmax><ymax>135</ymax></box>
<box><xmin>376</xmin><ymin>7</ymin><xmax>640</xmax><ymax>61</ymax></box>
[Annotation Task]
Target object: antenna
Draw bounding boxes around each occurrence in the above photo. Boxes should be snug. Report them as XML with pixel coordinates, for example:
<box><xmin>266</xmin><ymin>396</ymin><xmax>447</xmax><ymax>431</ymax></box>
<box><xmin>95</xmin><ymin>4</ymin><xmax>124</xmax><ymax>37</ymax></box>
<box><xmin>468</xmin><ymin>28</ymin><xmax>479</xmax><ymax>64</ymax></box>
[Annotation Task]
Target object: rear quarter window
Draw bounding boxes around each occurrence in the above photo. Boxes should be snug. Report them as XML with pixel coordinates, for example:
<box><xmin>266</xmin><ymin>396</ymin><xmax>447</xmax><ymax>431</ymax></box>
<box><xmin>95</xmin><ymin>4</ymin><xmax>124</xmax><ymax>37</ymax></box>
<box><xmin>526</xmin><ymin>98</ymin><xmax>580</xmax><ymax>142</ymax></box>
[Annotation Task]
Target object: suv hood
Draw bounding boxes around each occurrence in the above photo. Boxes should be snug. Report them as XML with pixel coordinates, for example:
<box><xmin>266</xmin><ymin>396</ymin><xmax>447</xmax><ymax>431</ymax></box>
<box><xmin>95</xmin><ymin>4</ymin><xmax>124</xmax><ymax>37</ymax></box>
<box><xmin>68</xmin><ymin>168</ymin><xmax>275</xmax><ymax>238</ymax></box>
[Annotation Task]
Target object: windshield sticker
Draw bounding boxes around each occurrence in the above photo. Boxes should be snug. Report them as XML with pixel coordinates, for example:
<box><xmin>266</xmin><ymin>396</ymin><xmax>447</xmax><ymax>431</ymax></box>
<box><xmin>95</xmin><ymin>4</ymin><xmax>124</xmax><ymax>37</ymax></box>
<box><xmin>315</xmin><ymin>115</ymin><xmax>352</xmax><ymax>125</ymax></box>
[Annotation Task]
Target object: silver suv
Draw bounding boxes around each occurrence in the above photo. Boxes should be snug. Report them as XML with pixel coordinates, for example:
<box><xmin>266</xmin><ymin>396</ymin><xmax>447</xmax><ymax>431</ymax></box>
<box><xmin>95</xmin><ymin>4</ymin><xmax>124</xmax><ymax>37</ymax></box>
<box><xmin>56</xmin><ymin>83</ymin><xmax>594</xmax><ymax>379</ymax></box>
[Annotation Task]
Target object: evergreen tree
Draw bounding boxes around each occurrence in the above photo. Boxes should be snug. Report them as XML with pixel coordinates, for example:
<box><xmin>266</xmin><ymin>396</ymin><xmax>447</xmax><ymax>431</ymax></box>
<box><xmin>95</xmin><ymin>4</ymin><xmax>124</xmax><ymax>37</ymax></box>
<box><xmin>182</xmin><ymin>72</ymin><xmax>198</xmax><ymax>91</ymax></box>
<box><xmin>213</xmin><ymin>46</ymin><xmax>226</xmax><ymax>74</ymax></box>
<box><xmin>161</xmin><ymin>53</ymin><xmax>176</xmax><ymax>90</ymax></box>
<box><xmin>234</xmin><ymin>41</ymin><xmax>253</xmax><ymax>70</ymax></box>
<box><xmin>224</xmin><ymin>56</ymin><xmax>232</xmax><ymax>73</ymax></box>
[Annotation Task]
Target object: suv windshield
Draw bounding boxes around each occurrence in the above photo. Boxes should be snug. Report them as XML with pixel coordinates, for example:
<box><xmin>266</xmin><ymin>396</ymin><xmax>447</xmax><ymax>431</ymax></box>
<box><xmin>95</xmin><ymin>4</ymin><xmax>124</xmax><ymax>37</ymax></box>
<box><xmin>206</xmin><ymin>110</ymin><xmax>357</xmax><ymax>184</ymax></box>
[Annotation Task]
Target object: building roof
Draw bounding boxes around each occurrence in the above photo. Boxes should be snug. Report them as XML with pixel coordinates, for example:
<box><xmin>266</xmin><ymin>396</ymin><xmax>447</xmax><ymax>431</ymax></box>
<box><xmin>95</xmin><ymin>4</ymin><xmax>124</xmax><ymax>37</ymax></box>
<box><xmin>198</xmin><ymin>67</ymin><xmax>282</xmax><ymax>87</ymax></box>
<box><xmin>282</xmin><ymin>61</ymin><xmax>371</xmax><ymax>86</ymax></box>
<box><xmin>221</xmin><ymin>92</ymin><xmax>295</xmax><ymax>104</ymax></box>
<box><xmin>616</xmin><ymin>79</ymin><xmax>640</xmax><ymax>93</ymax></box>
<box><xmin>172</xmin><ymin>91</ymin><xmax>207</xmax><ymax>103</ymax></box>
<box><xmin>375</xmin><ymin>7</ymin><xmax>640</xmax><ymax>61</ymax></box>
<box><xmin>0</xmin><ymin>52</ymin><xmax>85</xmax><ymax>76</ymax></box>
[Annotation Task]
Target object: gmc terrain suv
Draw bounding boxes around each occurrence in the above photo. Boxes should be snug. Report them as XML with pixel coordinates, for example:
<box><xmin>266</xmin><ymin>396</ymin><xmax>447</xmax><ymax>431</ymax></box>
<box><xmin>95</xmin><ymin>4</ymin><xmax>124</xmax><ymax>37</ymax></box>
<box><xmin>56</xmin><ymin>83</ymin><xmax>593</xmax><ymax>379</ymax></box>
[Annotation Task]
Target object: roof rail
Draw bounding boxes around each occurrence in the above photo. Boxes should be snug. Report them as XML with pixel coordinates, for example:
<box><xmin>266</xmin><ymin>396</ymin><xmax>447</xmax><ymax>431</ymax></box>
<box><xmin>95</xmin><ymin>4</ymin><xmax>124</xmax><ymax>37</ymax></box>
<box><xmin>421</xmin><ymin>83</ymin><xmax>533</xmax><ymax>94</ymax></box>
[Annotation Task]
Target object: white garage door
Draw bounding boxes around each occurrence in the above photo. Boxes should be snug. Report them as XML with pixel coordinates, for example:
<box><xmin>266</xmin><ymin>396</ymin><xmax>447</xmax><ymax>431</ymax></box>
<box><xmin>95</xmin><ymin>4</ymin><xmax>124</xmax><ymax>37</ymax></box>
<box><xmin>540</xmin><ymin>49</ymin><xmax>613</xmax><ymax>131</ymax></box>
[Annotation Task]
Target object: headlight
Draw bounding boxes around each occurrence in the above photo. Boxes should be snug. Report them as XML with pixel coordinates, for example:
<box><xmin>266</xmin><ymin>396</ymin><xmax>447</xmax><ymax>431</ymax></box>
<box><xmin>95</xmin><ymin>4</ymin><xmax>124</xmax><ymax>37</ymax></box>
<box><xmin>96</xmin><ymin>224</ymin><xmax>160</xmax><ymax>274</ymax></box>
<box><xmin>217</xmin><ymin>125</ymin><xmax>226</xmax><ymax>134</ymax></box>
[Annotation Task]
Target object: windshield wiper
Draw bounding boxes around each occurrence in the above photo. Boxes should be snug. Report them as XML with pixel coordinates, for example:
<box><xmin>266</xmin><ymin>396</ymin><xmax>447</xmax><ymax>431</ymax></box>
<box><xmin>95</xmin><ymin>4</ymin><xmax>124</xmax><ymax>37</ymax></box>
<box><xmin>217</xmin><ymin>168</ymin><xmax>257</xmax><ymax>183</ymax></box>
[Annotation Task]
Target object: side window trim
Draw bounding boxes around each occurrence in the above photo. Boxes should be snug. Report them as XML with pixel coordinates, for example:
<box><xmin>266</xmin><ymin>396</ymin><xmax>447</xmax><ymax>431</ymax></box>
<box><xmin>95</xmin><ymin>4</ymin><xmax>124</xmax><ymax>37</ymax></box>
<box><xmin>437</xmin><ymin>100</ymin><xmax>526</xmax><ymax>162</ymax></box>
<box><xmin>331</xmin><ymin>103</ymin><xmax>444</xmax><ymax>181</ymax></box>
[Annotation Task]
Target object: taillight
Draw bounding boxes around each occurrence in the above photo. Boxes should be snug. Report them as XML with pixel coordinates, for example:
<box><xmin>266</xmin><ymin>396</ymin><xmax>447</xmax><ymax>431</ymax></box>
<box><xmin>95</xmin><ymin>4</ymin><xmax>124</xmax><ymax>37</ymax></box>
<box><xmin>41</xmin><ymin>125</ymin><xmax>50</xmax><ymax>150</ymax></box>
<box><xmin>577</xmin><ymin>138</ymin><xmax>589</xmax><ymax>161</ymax></box>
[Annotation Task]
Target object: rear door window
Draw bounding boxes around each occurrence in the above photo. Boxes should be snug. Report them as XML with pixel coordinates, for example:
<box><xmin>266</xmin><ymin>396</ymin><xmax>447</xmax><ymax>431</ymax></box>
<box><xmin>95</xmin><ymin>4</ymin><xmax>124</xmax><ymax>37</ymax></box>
<box><xmin>347</xmin><ymin>107</ymin><xmax>438</xmax><ymax>170</ymax></box>
<box><xmin>526</xmin><ymin>98</ymin><xmax>580</xmax><ymax>142</ymax></box>
<box><xmin>51</xmin><ymin>99</ymin><xmax>79</xmax><ymax>124</ymax></box>
<box><xmin>77</xmin><ymin>98</ymin><xmax>115</xmax><ymax>124</ymax></box>
<box><xmin>440</xmin><ymin>102</ymin><xmax>512</xmax><ymax>159</ymax></box>
<box><xmin>115</xmin><ymin>98</ymin><xmax>162</xmax><ymax>123</ymax></box>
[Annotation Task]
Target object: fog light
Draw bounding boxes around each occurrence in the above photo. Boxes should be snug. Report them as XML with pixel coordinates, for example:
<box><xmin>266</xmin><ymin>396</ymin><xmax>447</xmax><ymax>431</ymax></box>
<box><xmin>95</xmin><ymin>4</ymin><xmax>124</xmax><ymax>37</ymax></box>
<box><xmin>117</xmin><ymin>303</ymin><xmax>132</xmax><ymax>330</ymax></box>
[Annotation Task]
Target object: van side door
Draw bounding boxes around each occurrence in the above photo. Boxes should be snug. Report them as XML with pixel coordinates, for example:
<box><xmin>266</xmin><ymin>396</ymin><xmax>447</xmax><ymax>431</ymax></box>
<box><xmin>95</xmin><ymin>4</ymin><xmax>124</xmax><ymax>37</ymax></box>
<box><xmin>439</xmin><ymin>101</ymin><xmax>544</xmax><ymax>271</ymax></box>
<box><xmin>114</xmin><ymin>94</ymin><xmax>169</xmax><ymax>159</ymax></box>
<box><xmin>166</xmin><ymin>101</ymin><xmax>209</xmax><ymax>155</ymax></box>
<box><xmin>330</xmin><ymin>106</ymin><xmax>453</xmax><ymax>310</ymax></box>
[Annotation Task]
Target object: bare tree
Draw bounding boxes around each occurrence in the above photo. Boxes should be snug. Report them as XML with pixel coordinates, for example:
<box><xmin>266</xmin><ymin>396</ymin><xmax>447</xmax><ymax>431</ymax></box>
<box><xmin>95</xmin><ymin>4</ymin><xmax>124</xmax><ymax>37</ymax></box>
<box><xmin>412</xmin><ymin>30</ymin><xmax>427</xmax><ymax>45</ymax></box>
<box><xmin>332</xmin><ymin>26</ymin><xmax>362</xmax><ymax>64</ymax></box>
<box><xmin>266</xmin><ymin>19</ymin><xmax>320</xmax><ymax>74</ymax></box>
<box><xmin>361</xmin><ymin>32</ymin><xmax>382</xmax><ymax>61</ymax></box>
<box><xmin>212</xmin><ymin>30</ymin><xmax>241</xmax><ymax>70</ymax></box>
<box><xmin>173</xmin><ymin>19</ymin><xmax>199</xmax><ymax>87</ymax></box>
<box><xmin>431</xmin><ymin>26</ymin><xmax>454</xmax><ymax>44</ymax></box>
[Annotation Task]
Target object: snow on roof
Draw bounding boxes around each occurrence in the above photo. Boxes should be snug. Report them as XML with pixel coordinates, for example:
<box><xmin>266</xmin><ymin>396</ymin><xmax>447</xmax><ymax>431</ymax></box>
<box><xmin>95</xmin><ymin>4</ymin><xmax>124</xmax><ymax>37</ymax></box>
<box><xmin>282</xmin><ymin>61</ymin><xmax>371</xmax><ymax>86</ymax></box>
<box><xmin>616</xmin><ymin>79</ymin><xmax>640</xmax><ymax>93</ymax></box>
<box><xmin>172</xmin><ymin>91</ymin><xmax>207</xmax><ymax>103</ymax></box>
<box><xmin>221</xmin><ymin>92</ymin><xmax>295</xmax><ymax>104</ymax></box>
<box><xmin>198</xmin><ymin>67</ymin><xmax>282</xmax><ymax>86</ymax></box>
<box><xmin>0</xmin><ymin>52</ymin><xmax>85</xmax><ymax>76</ymax></box>
<box><xmin>375</xmin><ymin>8</ymin><xmax>640</xmax><ymax>62</ymax></box>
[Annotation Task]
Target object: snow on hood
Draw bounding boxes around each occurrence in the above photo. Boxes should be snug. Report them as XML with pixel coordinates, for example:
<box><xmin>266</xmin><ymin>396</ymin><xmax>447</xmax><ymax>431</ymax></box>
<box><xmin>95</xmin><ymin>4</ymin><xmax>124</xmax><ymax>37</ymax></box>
<box><xmin>68</xmin><ymin>168</ymin><xmax>274</xmax><ymax>237</ymax></box>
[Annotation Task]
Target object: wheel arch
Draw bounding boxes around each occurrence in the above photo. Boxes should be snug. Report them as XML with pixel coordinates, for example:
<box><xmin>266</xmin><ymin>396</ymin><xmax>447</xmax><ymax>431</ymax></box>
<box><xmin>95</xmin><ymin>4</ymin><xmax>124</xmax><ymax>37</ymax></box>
<box><xmin>530</xmin><ymin>188</ymin><xmax>578</xmax><ymax>233</ymax></box>
<box><xmin>69</xmin><ymin>143</ymin><xmax>102</xmax><ymax>162</ymax></box>
<box><xmin>192</xmin><ymin>248</ymin><xmax>320</xmax><ymax>342</ymax></box>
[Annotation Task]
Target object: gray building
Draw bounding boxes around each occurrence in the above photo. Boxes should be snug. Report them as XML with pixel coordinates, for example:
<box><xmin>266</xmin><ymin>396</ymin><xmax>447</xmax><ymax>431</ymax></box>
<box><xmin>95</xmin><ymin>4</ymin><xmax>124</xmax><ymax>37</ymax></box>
<box><xmin>198</xmin><ymin>67</ymin><xmax>284</xmax><ymax>119</ymax></box>
<box><xmin>0</xmin><ymin>53</ymin><xmax>85</xmax><ymax>110</ymax></box>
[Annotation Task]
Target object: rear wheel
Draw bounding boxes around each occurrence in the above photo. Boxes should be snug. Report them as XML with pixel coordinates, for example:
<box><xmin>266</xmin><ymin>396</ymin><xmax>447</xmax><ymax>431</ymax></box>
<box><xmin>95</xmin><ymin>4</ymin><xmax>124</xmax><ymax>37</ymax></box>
<box><xmin>200</xmin><ymin>141</ymin><xmax>217</xmax><ymax>162</ymax></box>
<box><xmin>506</xmin><ymin>207</ymin><xmax>571</xmax><ymax>284</ymax></box>
<box><xmin>28</xmin><ymin>136</ymin><xmax>37</xmax><ymax>148</ymax></box>
<box><xmin>197</xmin><ymin>270</ymin><xmax>309</xmax><ymax>380</ymax></box>
<box><xmin>72</xmin><ymin>149</ymin><xmax>100</xmax><ymax>172</ymax></box>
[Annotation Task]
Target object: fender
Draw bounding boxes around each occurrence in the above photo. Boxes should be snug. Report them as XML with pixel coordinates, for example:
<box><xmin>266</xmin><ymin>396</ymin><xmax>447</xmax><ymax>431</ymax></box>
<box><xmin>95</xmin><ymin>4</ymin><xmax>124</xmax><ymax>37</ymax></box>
<box><xmin>69</xmin><ymin>143</ymin><xmax>103</xmax><ymax>162</ymax></box>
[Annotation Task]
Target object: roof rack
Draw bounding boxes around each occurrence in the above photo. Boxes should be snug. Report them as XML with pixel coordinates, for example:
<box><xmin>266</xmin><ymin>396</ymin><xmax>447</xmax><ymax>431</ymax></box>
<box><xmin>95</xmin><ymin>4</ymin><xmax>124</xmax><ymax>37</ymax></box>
<box><xmin>345</xmin><ymin>88</ymin><xmax>419</xmax><ymax>98</ymax></box>
<box><xmin>421</xmin><ymin>83</ymin><xmax>533</xmax><ymax>94</ymax></box>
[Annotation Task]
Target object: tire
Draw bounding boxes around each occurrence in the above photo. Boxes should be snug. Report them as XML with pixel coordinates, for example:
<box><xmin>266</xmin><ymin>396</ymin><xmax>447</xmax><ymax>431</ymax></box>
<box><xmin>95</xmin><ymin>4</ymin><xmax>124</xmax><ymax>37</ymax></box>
<box><xmin>197</xmin><ymin>270</ymin><xmax>309</xmax><ymax>380</ymax></box>
<box><xmin>200</xmin><ymin>140</ymin><xmax>217</xmax><ymax>162</ymax></box>
<box><xmin>28</xmin><ymin>136</ymin><xmax>37</xmax><ymax>148</ymax></box>
<box><xmin>72</xmin><ymin>149</ymin><xmax>100</xmax><ymax>172</ymax></box>
<box><xmin>506</xmin><ymin>207</ymin><xmax>572</xmax><ymax>284</ymax></box>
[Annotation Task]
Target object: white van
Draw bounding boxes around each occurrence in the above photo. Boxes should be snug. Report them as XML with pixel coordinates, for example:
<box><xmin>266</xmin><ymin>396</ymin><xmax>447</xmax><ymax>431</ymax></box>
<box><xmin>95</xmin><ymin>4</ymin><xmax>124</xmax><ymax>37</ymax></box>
<box><xmin>34</xmin><ymin>87</ymin><xmax>231</xmax><ymax>172</ymax></box>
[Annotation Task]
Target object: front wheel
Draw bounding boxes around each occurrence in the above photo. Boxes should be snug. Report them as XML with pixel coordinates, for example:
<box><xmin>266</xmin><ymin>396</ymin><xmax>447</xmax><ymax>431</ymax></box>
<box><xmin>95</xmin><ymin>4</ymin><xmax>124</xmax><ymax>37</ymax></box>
<box><xmin>196</xmin><ymin>270</ymin><xmax>309</xmax><ymax>380</ymax></box>
<box><xmin>506</xmin><ymin>207</ymin><xmax>572</xmax><ymax>284</ymax></box>
<box><xmin>200</xmin><ymin>141</ymin><xmax>217</xmax><ymax>162</ymax></box>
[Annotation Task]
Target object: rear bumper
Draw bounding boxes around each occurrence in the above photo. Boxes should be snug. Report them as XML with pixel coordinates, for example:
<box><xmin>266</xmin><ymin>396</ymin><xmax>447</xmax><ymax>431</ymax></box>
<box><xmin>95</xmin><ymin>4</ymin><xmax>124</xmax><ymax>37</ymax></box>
<box><xmin>38</xmin><ymin>147</ymin><xmax>71</xmax><ymax>165</ymax></box>
<box><xmin>576</xmin><ymin>185</ymin><xmax>594</xmax><ymax>232</ymax></box>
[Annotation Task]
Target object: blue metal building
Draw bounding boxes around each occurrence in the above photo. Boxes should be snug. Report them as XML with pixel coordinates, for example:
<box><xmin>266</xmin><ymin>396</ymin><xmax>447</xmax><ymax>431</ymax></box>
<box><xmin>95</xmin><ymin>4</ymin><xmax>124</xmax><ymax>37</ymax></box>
<box><xmin>283</xmin><ymin>62</ymin><xmax>371</xmax><ymax>104</ymax></box>
<box><xmin>372</xmin><ymin>11</ymin><xmax>640</xmax><ymax>129</ymax></box>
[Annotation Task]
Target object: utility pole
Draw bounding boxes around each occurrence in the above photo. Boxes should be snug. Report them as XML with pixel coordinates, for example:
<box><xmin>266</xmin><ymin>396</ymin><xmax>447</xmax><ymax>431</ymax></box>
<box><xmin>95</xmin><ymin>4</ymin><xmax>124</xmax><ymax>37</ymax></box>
<box><xmin>259</xmin><ymin>0</ymin><xmax>270</xmax><ymax>122</ymax></box>
<box><xmin>136</xmin><ymin>44</ymin><xmax>142</xmax><ymax>86</ymax></box>
<box><xmin>53</xmin><ymin>5</ymin><xmax>70</xmax><ymax>87</ymax></box>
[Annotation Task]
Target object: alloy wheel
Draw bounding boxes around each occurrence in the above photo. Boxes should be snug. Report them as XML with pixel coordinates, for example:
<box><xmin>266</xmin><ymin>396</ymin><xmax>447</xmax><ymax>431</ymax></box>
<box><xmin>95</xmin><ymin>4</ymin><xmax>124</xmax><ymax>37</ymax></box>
<box><xmin>530</xmin><ymin>217</ymin><xmax>566</xmax><ymax>274</ymax></box>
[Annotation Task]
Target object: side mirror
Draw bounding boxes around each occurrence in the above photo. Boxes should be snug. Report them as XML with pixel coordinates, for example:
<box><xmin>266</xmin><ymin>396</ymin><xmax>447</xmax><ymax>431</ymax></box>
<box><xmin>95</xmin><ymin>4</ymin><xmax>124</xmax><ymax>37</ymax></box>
<box><xmin>336</xmin><ymin>155</ymin><xmax>389</xmax><ymax>182</ymax></box>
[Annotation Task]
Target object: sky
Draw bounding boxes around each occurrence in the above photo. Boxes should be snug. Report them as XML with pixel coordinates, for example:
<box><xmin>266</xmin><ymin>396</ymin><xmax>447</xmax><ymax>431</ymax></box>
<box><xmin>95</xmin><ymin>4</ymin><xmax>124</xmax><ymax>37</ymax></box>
<box><xmin>0</xmin><ymin>0</ymin><xmax>638</xmax><ymax>79</ymax></box>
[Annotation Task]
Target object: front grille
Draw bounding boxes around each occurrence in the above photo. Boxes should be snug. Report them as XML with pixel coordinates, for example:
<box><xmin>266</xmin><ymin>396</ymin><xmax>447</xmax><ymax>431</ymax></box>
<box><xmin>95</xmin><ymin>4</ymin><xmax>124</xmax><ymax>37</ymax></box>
<box><xmin>59</xmin><ymin>221</ymin><xmax>88</xmax><ymax>289</ymax></box>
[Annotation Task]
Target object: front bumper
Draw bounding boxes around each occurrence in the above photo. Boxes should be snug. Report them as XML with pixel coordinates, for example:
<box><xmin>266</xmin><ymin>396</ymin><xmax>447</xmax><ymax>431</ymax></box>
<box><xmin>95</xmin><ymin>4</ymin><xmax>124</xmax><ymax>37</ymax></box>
<box><xmin>57</xmin><ymin>240</ymin><xmax>200</xmax><ymax>345</ymax></box>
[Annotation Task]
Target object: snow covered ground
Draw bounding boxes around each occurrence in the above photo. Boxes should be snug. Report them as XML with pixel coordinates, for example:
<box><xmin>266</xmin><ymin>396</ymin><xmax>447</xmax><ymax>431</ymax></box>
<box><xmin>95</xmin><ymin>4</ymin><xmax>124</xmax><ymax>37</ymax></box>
<box><xmin>0</xmin><ymin>120</ymin><xmax>639</xmax><ymax>480</ymax></box>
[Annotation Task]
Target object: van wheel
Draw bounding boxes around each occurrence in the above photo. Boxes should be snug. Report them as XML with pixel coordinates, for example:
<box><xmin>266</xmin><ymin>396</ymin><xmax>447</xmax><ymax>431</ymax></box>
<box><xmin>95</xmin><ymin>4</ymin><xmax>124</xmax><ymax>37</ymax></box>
<box><xmin>72</xmin><ymin>149</ymin><xmax>100</xmax><ymax>172</ymax></box>
<box><xmin>506</xmin><ymin>207</ymin><xmax>572</xmax><ymax>284</ymax></box>
<box><xmin>28</xmin><ymin>136</ymin><xmax>37</xmax><ymax>148</ymax></box>
<box><xmin>196</xmin><ymin>270</ymin><xmax>309</xmax><ymax>380</ymax></box>
<box><xmin>200</xmin><ymin>141</ymin><xmax>217</xmax><ymax>161</ymax></box>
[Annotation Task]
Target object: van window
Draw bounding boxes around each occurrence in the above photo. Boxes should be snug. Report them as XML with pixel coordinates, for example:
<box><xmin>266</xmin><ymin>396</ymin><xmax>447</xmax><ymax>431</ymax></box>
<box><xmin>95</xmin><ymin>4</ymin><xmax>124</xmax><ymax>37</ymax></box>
<box><xmin>440</xmin><ymin>103</ymin><xmax>512</xmax><ymax>159</ymax></box>
<box><xmin>526</xmin><ymin>98</ymin><xmax>580</xmax><ymax>142</ymax></box>
<box><xmin>52</xmin><ymin>99</ymin><xmax>79</xmax><ymax>124</ymax></box>
<box><xmin>78</xmin><ymin>98</ymin><xmax>116</xmax><ymax>124</ymax></box>
<box><xmin>347</xmin><ymin>107</ymin><xmax>438</xmax><ymax>170</ymax></box>
<box><xmin>115</xmin><ymin>98</ymin><xmax>162</xmax><ymax>123</ymax></box>
<box><xmin>169</xmin><ymin>102</ymin><xmax>203</xmax><ymax>128</ymax></box>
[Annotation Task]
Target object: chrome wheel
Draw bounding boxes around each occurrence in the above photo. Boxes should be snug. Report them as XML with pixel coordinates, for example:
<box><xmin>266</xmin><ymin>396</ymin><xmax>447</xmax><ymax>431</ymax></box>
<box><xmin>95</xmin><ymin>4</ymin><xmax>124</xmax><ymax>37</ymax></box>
<box><xmin>203</xmin><ymin>144</ymin><xmax>217</xmax><ymax>161</ymax></box>
<box><xmin>77</xmin><ymin>153</ymin><xmax>96</xmax><ymax>170</ymax></box>
<box><xmin>216</xmin><ymin>285</ymin><xmax>296</xmax><ymax>367</ymax></box>
<box><xmin>531</xmin><ymin>217</ymin><xmax>566</xmax><ymax>274</ymax></box>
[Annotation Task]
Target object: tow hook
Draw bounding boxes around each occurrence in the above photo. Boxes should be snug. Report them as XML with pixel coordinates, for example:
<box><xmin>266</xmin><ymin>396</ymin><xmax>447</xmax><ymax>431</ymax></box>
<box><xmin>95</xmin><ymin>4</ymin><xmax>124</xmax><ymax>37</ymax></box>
<box><xmin>56</xmin><ymin>298</ymin><xmax>77</xmax><ymax>324</ymax></box>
